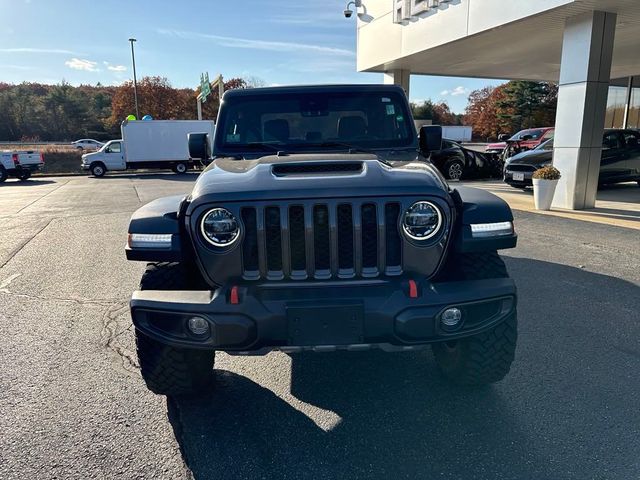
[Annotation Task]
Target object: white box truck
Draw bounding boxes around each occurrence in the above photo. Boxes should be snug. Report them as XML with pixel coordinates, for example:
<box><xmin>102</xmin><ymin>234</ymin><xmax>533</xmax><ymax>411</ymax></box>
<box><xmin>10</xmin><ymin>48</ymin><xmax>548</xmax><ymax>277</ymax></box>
<box><xmin>81</xmin><ymin>120</ymin><xmax>215</xmax><ymax>177</ymax></box>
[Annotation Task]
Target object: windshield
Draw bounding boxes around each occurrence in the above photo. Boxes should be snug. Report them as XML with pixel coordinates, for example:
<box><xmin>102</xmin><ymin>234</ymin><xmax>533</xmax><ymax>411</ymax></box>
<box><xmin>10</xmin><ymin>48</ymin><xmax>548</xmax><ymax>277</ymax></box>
<box><xmin>535</xmin><ymin>138</ymin><xmax>554</xmax><ymax>150</ymax></box>
<box><xmin>510</xmin><ymin>128</ymin><xmax>545</xmax><ymax>141</ymax></box>
<box><xmin>215</xmin><ymin>90</ymin><xmax>415</xmax><ymax>154</ymax></box>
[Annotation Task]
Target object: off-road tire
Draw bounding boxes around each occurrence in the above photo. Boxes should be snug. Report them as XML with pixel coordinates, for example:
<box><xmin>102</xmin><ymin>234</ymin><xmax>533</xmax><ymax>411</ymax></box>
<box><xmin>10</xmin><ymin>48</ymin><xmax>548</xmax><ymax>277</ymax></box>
<box><xmin>444</xmin><ymin>158</ymin><xmax>465</xmax><ymax>180</ymax></box>
<box><xmin>432</xmin><ymin>252</ymin><xmax>517</xmax><ymax>385</ymax></box>
<box><xmin>18</xmin><ymin>170</ymin><xmax>31</xmax><ymax>181</ymax></box>
<box><xmin>136</xmin><ymin>262</ymin><xmax>214</xmax><ymax>396</ymax></box>
<box><xmin>0</xmin><ymin>167</ymin><xmax>7</xmax><ymax>183</ymax></box>
<box><xmin>135</xmin><ymin>331</ymin><xmax>213</xmax><ymax>396</ymax></box>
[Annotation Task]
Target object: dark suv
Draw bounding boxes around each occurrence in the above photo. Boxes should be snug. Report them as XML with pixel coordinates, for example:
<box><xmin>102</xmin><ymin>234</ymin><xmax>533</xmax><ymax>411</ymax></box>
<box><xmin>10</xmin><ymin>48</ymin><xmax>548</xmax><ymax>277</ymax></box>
<box><xmin>504</xmin><ymin>129</ymin><xmax>640</xmax><ymax>188</ymax></box>
<box><xmin>125</xmin><ymin>85</ymin><xmax>519</xmax><ymax>396</ymax></box>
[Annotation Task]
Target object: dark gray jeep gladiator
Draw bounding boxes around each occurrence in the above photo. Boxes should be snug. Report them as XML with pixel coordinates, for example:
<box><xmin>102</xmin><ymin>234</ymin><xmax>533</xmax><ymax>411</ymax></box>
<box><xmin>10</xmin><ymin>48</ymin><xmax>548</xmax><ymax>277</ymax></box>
<box><xmin>125</xmin><ymin>85</ymin><xmax>518</xmax><ymax>396</ymax></box>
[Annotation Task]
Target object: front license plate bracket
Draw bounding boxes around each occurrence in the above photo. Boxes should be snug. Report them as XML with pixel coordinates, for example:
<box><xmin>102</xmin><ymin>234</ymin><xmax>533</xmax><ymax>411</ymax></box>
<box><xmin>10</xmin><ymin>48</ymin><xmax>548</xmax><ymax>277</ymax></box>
<box><xmin>287</xmin><ymin>304</ymin><xmax>364</xmax><ymax>346</ymax></box>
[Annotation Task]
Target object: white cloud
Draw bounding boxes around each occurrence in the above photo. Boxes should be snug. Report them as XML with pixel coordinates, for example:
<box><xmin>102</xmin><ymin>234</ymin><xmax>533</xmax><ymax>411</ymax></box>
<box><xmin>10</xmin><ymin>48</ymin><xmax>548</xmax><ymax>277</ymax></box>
<box><xmin>440</xmin><ymin>86</ymin><xmax>469</xmax><ymax>97</ymax></box>
<box><xmin>0</xmin><ymin>47</ymin><xmax>79</xmax><ymax>54</ymax></box>
<box><xmin>157</xmin><ymin>28</ymin><xmax>355</xmax><ymax>57</ymax></box>
<box><xmin>65</xmin><ymin>58</ymin><xmax>99</xmax><ymax>72</ymax></box>
<box><xmin>107</xmin><ymin>64</ymin><xmax>127</xmax><ymax>72</ymax></box>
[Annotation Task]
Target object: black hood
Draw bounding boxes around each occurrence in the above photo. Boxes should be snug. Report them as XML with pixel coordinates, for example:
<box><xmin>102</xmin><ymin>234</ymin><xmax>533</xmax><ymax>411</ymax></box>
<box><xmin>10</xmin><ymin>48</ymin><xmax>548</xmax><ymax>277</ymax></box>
<box><xmin>188</xmin><ymin>153</ymin><xmax>449</xmax><ymax>207</ymax></box>
<box><xmin>507</xmin><ymin>149</ymin><xmax>552</xmax><ymax>166</ymax></box>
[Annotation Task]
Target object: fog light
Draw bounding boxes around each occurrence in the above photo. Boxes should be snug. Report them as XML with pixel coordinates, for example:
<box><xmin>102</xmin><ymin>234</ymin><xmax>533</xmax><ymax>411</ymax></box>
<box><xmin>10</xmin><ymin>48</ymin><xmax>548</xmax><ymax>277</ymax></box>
<box><xmin>187</xmin><ymin>316</ymin><xmax>210</xmax><ymax>336</ymax></box>
<box><xmin>441</xmin><ymin>308</ymin><xmax>463</xmax><ymax>329</ymax></box>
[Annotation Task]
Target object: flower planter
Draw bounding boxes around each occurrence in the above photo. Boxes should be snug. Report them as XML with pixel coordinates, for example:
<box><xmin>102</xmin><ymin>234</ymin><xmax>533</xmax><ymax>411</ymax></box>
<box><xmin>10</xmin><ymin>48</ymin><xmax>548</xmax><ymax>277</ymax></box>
<box><xmin>533</xmin><ymin>178</ymin><xmax>558</xmax><ymax>211</ymax></box>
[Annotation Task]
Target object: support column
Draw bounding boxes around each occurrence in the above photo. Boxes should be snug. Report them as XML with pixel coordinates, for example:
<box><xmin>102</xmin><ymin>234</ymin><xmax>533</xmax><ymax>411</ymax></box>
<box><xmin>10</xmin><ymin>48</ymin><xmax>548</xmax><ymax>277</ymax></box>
<box><xmin>622</xmin><ymin>76</ymin><xmax>633</xmax><ymax>129</ymax></box>
<box><xmin>552</xmin><ymin>11</ymin><xmax>616</xmax><ymax>210</ymax></box>
<box><xmin>383</xmin><ymin>69</ymin><xmax>411</xmax><ymax>97</ymax></box>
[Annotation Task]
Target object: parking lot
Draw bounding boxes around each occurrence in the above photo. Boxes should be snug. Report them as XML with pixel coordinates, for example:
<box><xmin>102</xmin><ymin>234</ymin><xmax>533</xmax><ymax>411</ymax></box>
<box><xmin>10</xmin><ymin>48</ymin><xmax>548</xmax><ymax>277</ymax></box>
<box><xmin>1</xmin><ymin>173</ymin><xmax>639</xmax><ymax>480</ymax></box>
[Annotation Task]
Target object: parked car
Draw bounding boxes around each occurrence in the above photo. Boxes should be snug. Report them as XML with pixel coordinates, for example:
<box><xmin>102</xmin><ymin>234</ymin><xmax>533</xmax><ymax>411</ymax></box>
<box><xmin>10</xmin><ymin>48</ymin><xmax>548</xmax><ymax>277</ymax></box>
<box><xmin>485</xmin><ymin>127</ymin><xmax>555</xmax><ymax>158</ymax></box>
<box><xmin>504</xmin><ymin>129</ymin><xmax>640</xmax><ymax>188</ymax></box>
<box><xmin>72</xmin><ymin>139</ymin><xmax>104</xmax><ymax>151</ymax></box>
<box><xmin>81</xmin><ymin>120</ymin><xmax>215</xmax><ymax>176</ymax></box>
<box><xmin>431</xmin><ymin>139</ymin><xmax>501</xmax><ymax>180</ymax></box>
<box><xmin>0</xmin><ymin>150</ymin><xmax>44</xmax><ymax>182</ymax></box>
<box><xmin>125</xmin><ymin>84</ymin><xmax>519</xmax><ymax>396</ymax></box>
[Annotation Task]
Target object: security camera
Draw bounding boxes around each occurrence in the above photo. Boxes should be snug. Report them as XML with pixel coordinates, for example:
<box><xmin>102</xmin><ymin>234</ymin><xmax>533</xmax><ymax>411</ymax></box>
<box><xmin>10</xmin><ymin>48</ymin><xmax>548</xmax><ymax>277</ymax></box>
<box><xmin>343</xmin><ymin>8</ymin><xmax>353</xmax><ymax>18</ymax></box>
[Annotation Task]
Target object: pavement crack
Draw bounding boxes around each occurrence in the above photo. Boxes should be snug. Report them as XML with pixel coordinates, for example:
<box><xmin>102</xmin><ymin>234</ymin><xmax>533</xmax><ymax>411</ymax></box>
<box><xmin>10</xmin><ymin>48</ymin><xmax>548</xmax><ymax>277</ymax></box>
<box><xmin>0</xmin><ymin>218</ymin><xmax>55</xmax><ymax>270</ymax></box>
<box><xmin>100</xmin><ymin>301</ymin><xmax>140</xmax><ymax>374</ymax></box>
<box><xmin>0</xmin><ymin>288</ymin><xmax>123</xmax><ymax>306</ymax></box>
<box><xmin>14</xmin><ymin>179</ymin><xmax>71</xmax><ymax>214</ymax></box>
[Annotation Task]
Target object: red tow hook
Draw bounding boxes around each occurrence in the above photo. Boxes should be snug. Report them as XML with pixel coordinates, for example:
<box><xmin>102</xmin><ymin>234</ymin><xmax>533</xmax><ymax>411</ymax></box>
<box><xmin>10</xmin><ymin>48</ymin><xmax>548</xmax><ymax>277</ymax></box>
<box><xmin>230</xmin><ymin>285</ymin><xmax>240</xmax><ymax>305</ymax></box>
<box><xmin>408</xmin><ymin>280</ymin><xmax>418</xmax><ymax>299</ymax></box>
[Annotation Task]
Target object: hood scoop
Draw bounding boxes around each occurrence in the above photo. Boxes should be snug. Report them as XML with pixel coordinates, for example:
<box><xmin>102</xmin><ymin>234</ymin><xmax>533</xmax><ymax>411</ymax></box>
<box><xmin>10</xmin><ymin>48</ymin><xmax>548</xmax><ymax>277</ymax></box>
<box><xmin>271</xmin><ymin>161</ymin><xmax>364</xmax><ymax>177</ymax></box>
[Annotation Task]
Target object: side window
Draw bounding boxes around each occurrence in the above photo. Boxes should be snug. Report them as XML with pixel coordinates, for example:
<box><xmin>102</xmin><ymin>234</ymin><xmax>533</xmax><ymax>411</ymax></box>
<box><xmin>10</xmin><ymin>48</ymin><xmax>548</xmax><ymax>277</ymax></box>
<box><xmin>602</xmin><ymin>132</ymin><xmax>621</xmax><ymax>150</ymax></box>
<box><xmin>623</xmin><ymin>132</ymin><xmax>640</xmax><ymax>149</ymax></box>
<box><xmin>541</xmin><ymin>129</ymin><xmax>554</xmax><ymax>141</ymax></box>
<box><xmin>109</xmin><ymin>142</ymin><xmax>122</xmax><ymax>153</ymax></box>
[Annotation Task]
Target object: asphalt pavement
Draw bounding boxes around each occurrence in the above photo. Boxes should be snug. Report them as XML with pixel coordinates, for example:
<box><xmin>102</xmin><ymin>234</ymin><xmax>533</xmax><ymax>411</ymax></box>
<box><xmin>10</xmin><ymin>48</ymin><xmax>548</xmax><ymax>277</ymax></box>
<box><xmin>1</xmin><ymin>173</ymin><xmax>639</xmax><ymax>480</ymax></box>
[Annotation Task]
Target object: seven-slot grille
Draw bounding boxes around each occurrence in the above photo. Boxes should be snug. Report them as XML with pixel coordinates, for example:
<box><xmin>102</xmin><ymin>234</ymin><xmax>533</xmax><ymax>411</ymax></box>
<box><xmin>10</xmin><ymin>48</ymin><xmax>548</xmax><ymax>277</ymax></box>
<box><xmin>240</xmin><ymin>201</ymin><xmax>403</xmax><ymax>281</ymax></box>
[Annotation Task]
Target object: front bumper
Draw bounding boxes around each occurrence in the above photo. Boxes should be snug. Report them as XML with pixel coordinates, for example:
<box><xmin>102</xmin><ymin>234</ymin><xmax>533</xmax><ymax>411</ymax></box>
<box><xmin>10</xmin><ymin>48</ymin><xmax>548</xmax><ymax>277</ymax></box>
<box><xmin>130</xmin><ymin>277</ymin><xmax>516</xmax><ymax>353</ymax></box>
<box><xmin>504</xmin><ymin>169</ymin><xmax>534</xmax><ymax>186</ymax></box>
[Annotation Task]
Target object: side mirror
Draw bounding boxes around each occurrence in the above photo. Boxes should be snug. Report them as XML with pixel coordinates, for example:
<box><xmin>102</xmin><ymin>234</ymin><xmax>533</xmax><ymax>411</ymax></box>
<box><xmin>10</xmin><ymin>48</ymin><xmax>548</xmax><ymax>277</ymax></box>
<box><xmin>520</xmin><ymin>134</ymin><xmax>533</xmax><ymax>141</ymax></box>
<box><xmin>498</xmin><ymin>134</ymin><xmax>509</xmax><ymax>141</ymax></box>
<box><xmin>188</xmin><ymin>132</ymin><xmax>210</xmax><ymax>160</ymax></box>
<box><xmin>419</xmin><ymin>125</ymin><xmax>443</xmax><ymax>156</ymax></box>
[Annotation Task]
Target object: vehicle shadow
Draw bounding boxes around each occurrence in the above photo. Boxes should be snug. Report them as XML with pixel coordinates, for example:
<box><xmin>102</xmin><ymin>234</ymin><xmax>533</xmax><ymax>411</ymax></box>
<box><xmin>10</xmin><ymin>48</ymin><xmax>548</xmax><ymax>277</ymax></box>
<box><xmin>1</xmin><ymin>179</ymin><xmax>56</xmax><ymax>186</ymax></box>
<box><xmin>94</xmin><ymin>172</ymin><xmax>201</xmax><ymax>182</ymax></box>
<box><xmin>168</xmin><ymin>257</ymin><xmax>640</xmax><ymax>480</ymax></box>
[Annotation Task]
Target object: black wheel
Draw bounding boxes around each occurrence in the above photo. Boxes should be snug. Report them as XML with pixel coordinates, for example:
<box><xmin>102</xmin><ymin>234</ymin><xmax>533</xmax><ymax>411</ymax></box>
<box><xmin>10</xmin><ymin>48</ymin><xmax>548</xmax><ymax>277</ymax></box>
<box><xmin>17</xmin><ymin>170</ymin><xmax>31</xmax><ymax>181</ymax></box>
<box><xmin>173</xmin><ymin>162</ymin><xmax>188</xmax><ymax>174</ymax></box>
<box><xmin>444</xmin><ymin>158</ymin><xmax>464</xmax><ymax>181</ymax></box>
<box><xmin>137</xmin><ymin>262</ymin><xmax>214</xmax><ymax>396</ymax></box>
<box><xmin>0</xmin><ymin>167</ymin><xmax>7</xmax><ymax>183</ymax></box>
<box><xmin>432</xmin><ymin>253</ymin><xmax>517</xmax><ymax>385</ymax></box>
<box><xmin>90</xmin><ymin>162</ymin><xmax>106</xmax><ymax>177</ymax></box>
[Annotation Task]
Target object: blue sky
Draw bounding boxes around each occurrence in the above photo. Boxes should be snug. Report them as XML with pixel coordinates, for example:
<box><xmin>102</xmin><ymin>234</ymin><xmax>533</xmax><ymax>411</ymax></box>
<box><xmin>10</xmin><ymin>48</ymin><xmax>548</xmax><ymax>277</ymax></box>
<box><xmin>0</xmin><ymin>0</ymin><xmax>501</xmax><ymax>113</ymax></box>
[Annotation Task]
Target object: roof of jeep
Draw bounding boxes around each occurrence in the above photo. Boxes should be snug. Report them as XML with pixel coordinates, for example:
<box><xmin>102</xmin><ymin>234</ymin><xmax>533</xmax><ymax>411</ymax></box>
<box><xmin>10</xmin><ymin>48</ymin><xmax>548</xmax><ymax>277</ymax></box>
<box><xmin>222</xmin><ymin>84</ymin><xmax>406</xmax><ymax>98</ymax></box>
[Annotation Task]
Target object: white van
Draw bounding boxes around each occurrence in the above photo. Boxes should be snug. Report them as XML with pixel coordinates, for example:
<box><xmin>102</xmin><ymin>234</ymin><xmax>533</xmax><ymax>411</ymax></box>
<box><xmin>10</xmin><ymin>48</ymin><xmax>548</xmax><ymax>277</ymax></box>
<box><xmin>81</xmin><ymin>120</ymin><xmax>215</xmax><ymax>177</ymax></box>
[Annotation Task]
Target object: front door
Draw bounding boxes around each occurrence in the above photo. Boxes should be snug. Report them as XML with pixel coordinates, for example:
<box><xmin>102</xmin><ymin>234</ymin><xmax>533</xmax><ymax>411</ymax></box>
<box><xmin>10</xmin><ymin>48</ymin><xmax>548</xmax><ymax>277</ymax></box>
<box><xmin>622</xmin><ymin>130</ymin><xmax>640</xmax><ymax>179</ymax></box>
<box><xmin>103</xmin><ymin>141</ymin><xmax>126</xmax><ymax>170</ymax></box>
<box><xmin>599</xmin><ymin>131</ymin><xmax>626</xmax><ymax>183</ymax></box>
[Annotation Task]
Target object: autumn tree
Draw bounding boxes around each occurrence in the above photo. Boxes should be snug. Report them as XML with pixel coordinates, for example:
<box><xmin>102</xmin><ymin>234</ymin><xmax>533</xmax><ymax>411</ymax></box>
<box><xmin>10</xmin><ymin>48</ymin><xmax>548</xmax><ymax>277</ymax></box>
<box><xmin>464</xmin><ymin>81</ymin><xmax>558</xmax><ymax>140</ymax></box>
<box><xmin>108</xmin><ymin>76</ymin><xmax>195</xmax><ymax>126</ymax></box>
<box><xmin>411</xmin><ymin>100</ymin><xmax>461</xmax><ymax>125</ymax></box>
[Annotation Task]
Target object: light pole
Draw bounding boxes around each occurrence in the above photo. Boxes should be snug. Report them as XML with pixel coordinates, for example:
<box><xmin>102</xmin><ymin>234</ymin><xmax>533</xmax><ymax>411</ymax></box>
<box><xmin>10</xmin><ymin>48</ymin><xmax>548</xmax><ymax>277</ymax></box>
<box><xmin>128</xmin><ymin>37</ymin><xmax>140</xmax><ymax>119</ymax></box>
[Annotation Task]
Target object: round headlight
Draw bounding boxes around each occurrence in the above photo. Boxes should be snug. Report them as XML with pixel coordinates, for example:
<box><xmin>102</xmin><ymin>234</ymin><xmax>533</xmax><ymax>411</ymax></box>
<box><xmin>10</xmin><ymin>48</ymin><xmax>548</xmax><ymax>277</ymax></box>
<box><xmin>201</xmin><ymin>208</ymin><xmax>240</xmax><ymax>247</ymax></box>
<box><xmin>402</xmin><ymin>201</ymin><xmax>442</xmax><ymax>241</ymax></box>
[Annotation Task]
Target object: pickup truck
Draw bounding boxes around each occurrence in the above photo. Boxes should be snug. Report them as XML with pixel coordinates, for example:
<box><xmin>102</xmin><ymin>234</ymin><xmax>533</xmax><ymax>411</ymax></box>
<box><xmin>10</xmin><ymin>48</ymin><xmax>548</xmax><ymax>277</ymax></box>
<box><xmin>0</xmin><ymin>150</ymin><xmax>44</xmax><ymax>182</ymax></box>
<box><xmin>125</xmin><ymin>84</ymin><xmax>519</xmax><ymax>396</ymax></box>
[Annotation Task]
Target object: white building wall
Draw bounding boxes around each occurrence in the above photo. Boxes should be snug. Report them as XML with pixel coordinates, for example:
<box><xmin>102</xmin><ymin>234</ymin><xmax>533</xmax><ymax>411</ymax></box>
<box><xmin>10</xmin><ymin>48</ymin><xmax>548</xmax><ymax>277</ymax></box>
<box><xmin>357</xmin><ymin>0</ymin><xmax>574</xmax><ymax>73</ymax></box>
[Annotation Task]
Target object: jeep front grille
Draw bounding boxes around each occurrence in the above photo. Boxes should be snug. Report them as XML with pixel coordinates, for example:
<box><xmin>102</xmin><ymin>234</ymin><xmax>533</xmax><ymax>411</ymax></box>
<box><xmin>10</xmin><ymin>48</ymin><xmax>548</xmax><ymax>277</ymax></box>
<box><xmin>240</xmin><ymin>201</ymin><xmax>403</xmax><ymax>281</ymax></box>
